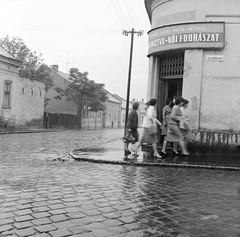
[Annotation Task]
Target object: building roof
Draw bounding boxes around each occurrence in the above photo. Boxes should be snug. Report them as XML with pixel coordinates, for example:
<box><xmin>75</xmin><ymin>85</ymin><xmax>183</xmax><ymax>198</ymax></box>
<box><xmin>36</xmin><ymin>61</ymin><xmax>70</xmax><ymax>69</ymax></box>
<box><xmin>56</xmin><ymin>70</ymin><xmax>72</xmax><ymax>82</ymax></box>
<box><xmin>112</xmin><ymin>94</ymin><xmax>125</xmax><ymax>103</ymax></box>
<box><xmin>0</xmin><ymin>46</ymin><xmax>21</xmax><ymax>66</ymax></box>
<box><xmin>106</xmin><ymin>91</ymin><xmax>121</xmax><ymax>104</ymax></box>
<box><xmin>50</xmin><ymin>67</ymin><xmax>121</xmax><ymax>104</ymax></box>
<box><xmin>0</xmin><ymin>46</ymin><xmax>16</xmax><ymax>60</ymax></box>
<box><xmin>51</xmin><ymin>68</ymin><xmax>72</xmax><ymax>82</ymax></box>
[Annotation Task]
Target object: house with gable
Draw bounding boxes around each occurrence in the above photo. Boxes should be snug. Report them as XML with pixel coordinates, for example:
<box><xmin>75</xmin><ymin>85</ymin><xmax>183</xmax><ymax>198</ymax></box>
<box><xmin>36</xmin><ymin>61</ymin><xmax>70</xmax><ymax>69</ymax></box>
<box><xmin>0</xmin><ymin>46</ymin><xmax>45</xmax><ymax>128</ymax></box>
<box><xmin>45</xmin><ymin>65</ymin><xmax>122</xmax><ymax>129</ymax></box>
<box><xmin>44</xmin><ymin>65</ymin><xmax>78</xmax><ymax>128</ymax></box>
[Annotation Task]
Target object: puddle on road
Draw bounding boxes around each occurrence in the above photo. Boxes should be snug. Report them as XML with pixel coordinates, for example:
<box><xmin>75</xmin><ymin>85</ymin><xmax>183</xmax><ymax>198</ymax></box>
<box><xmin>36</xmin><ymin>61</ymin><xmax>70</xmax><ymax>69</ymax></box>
<box><xmin>70</xmin><ymin>145</ymin><xmax>240</xmax><ymax>168</ymax></box>
<box><xmin>73</xmin><ymin>147</ymin><xmax>107</xmax><ymax>153</ymax></box>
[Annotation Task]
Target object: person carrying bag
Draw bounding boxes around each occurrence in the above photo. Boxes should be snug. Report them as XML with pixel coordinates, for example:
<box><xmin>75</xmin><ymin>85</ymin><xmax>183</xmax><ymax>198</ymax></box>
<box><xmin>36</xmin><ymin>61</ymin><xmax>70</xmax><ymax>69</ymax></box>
<box><xmin>141</xmin><ymin>98</ymin><xmax>162</xmax><ymax>159</ymax></box>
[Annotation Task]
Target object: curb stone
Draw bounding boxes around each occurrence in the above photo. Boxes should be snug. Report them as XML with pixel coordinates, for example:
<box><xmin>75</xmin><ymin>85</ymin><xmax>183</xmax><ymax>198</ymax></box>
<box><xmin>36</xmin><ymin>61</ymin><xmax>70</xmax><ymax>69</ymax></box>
<box><xmin>68</xmin><ymin>152</ymin><xmax>240</xmax><ymax>171</ymax></box>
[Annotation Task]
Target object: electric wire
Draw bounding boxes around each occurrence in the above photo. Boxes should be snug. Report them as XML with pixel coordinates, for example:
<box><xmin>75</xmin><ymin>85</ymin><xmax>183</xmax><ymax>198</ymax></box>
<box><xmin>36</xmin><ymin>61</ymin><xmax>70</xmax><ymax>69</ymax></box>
<box><xmin>111</xmin><ymin>0</ymin><xmax>146</xmax><ymax>57</ymax></box>
<box><xmin>114</xmin><ymin>0</ymin><xmax>130</xmax><ymax>29</ymax></box>
<box><xmin>110</xmin><ymin>0</ymin><xmax>128</xmax><ymax>29</ymax></box>
<box><xmin>116</xmin><ymin>0</ymin><xmax>146</xmax><ymax>57</ymax></box>
<box><xmin>126</xmin><ymin>0</ymin><xmax>148</xmax><ymax>57</ymax></box>
<box><xmin>123</xmin><ymin>0</ymin><xmax>135</xmax><ymax>28</ymax></box>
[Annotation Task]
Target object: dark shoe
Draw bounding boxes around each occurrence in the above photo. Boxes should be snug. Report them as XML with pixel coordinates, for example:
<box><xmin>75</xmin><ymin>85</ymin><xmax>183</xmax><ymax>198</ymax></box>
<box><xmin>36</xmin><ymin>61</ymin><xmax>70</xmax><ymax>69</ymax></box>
<box><xmin>161</xmin><ymin>150</ymin><xmax>167</xmax><ymax>156</ymax></box>
<box><xmin>124</xmin><ymin>150</ymin><xmax>131</xmax><ymax>156</ymax></box>
<box><xmin>173</xmin><ymin>150</ymin><xmax>179</xmax><ymax>156</ymax></box>
<box><xmin>182</xmin><ymin>152</ymin><xmax>190</xmax><ymax>158</ymax></box>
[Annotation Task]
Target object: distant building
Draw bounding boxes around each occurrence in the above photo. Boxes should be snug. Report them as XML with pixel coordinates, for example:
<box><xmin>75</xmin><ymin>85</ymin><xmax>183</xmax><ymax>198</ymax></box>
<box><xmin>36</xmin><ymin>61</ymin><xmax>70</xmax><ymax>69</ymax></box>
<box><xmin>112</xmin><ymin>94</ymin><xmax>129</xmax><ymax>128</ymax></box>
<box><xmin>133</xmin><ymin>98</ymin><xmax>146</xmax><ymax>127</ymax></box>
<box><xmin>102</xmin><ymin>92</ymin><xmax>121</xmax><ymax>128</ymax></box>
<box><xmin>45</xmin><ymin>66</ymin><xmax>122</xmax><ymax>129</ymax></box>
<box><xmin>113</xmin><ymin>94</ymin><xmax>147</xmax><ymax>128</ymax></box>
<box><xmin>44</xmin><ymin>65</ymin><xmax>78</xmax><ymax>128</ymax></box>
<box><xmin>0</xmin><ymin>47</ymin><xmax>45</xmax><ymax>128</ymax></box>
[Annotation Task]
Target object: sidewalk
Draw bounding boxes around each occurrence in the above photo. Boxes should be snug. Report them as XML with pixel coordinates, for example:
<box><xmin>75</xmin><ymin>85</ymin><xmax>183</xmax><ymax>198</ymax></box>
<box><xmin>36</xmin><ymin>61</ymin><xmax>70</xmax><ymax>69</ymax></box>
<box><xmin>0</xmin><ymin>127</ymin><xmax>65</xmax><ymax>135</ymax></box>
<box><xmin>70</xmin><ymin>137</ymin><xmax>240</xmax><ymax>170</ymax></box>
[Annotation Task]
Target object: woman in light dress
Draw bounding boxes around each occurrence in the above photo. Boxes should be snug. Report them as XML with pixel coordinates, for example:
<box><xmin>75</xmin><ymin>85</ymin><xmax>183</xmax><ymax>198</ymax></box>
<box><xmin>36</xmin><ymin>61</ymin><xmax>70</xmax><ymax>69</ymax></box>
<box><xmin>141</xmin><ymin>98</ymin><xmax>162</xmax><ymax>159</ymax></box>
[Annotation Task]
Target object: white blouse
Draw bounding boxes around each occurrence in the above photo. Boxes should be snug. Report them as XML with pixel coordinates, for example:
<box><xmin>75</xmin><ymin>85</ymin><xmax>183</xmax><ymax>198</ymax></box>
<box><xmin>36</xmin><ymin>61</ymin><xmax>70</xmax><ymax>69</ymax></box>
<box><xmin>142</xmin><ymin>106</ymin><xmax>157</xmax><ymax>128</ymax></box>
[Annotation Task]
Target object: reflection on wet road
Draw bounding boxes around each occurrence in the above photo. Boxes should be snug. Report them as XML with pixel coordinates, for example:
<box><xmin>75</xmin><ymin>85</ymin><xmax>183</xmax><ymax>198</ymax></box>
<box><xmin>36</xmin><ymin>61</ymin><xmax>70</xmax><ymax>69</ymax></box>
<box><xmin>1</xmin><ymin>129</ymin><xmax>240</xmax><ymax>236</ymax></box>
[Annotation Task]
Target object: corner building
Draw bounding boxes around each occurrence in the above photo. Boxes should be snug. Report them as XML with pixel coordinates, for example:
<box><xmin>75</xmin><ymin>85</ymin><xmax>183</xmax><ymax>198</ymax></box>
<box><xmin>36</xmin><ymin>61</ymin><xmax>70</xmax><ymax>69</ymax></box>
<box><xmin>145</xmin><ymin>0</ymin><xmax>240</xmax><ymax>152</ymax></box>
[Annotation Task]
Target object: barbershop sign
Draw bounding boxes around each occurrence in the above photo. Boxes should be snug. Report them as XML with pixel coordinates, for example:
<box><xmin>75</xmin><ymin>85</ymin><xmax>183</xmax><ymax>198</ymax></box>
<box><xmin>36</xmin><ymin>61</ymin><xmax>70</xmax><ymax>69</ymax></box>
<box><xmin>148</xmin><ymin>22</ymin><xmax>225</xmax><ymax>55</ymax></box>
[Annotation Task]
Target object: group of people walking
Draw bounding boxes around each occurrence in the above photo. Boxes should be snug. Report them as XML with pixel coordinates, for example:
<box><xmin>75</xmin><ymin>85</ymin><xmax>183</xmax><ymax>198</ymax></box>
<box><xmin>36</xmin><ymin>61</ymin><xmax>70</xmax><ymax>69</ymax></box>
<box><xmin>125</xmin><ymin>96</ymin><xmax>191</xmax><ymax>159</ymax></box>
<box><xmin>161</xmin><ymin>96</ymin><xmax>190</xmax><ymax>157</ymax></box>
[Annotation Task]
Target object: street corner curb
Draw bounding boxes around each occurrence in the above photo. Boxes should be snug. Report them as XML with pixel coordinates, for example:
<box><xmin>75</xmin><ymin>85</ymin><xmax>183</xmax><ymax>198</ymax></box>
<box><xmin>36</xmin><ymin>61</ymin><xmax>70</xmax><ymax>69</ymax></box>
<box><xmin>68</xmin><ymin>152</ymin><xmax>240</xmax><ymax>171</ymax></box>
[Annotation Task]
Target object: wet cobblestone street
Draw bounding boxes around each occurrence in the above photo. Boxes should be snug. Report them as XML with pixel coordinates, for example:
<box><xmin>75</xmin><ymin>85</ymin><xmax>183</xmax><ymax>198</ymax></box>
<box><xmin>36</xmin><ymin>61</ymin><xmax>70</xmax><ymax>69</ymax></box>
<box><xmin>1</xmin><ymin>129</ymin><xmax>240</xmax><ymax>237</ymax></box>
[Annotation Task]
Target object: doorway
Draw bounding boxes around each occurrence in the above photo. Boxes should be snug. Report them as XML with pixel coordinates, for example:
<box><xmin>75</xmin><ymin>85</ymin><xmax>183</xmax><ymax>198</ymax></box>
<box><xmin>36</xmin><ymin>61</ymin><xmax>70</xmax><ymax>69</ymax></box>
<box><xmin>163</xmin><ymin>78</ymin><xmax>183</xmax><ymax>104</ymax></box>
<box><xmin>157</xmin><ymin>52</ymin><xmax>184</xmax><ymax>121</ymax></box>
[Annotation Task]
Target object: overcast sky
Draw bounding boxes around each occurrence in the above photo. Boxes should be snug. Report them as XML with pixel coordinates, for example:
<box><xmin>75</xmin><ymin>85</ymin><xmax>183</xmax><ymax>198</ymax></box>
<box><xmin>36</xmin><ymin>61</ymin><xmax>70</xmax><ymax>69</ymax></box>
<box><xmin>0</xmin><ymin>0</ymin><xmax>151</xmax><ymax>101</ymax></box>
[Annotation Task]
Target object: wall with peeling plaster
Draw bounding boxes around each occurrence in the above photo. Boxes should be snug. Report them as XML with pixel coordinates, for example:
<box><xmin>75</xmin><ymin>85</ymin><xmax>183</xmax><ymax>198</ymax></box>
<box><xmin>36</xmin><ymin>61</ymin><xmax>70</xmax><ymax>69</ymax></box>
<box><xmin>200</xmin><ymin>22</ymin><xmax>240</xmax><ymax>131</ymax></box>
<box><xmin>146</xmin><ymin>0</ymin><xmax>240</xmax><ymax>152</ymax></box>
<box><xmin>182</xmin><ymin>50</ymin><xmax>203</xmax><ymax>131</ymax></box>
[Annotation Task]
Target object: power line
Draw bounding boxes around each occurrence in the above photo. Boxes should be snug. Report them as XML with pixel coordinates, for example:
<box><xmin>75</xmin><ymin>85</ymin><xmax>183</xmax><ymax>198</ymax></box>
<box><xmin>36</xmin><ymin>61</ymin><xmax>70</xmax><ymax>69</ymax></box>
<box><xmin>121</xmin><ymin>0</ymin><xmax>146</xmax><ymax>57</ymax></box>
<box><xmin>129</xmin><ymin>2</ymin><xmax>148</xmax><ymax>55</ymax></box>
<box><xmin>110</xmin><ymin>0</ymin><xmax>127</xmax><ymax>29</ymax></box>
<box><xmin>114</xmin><ymin>0</ymin><xmax>130</xmax><ymax>29</ymax></box>
<box><xmin>123</xmin><ymin>0</ymin><xmax>135</xmax><ymax>28</ymax></box>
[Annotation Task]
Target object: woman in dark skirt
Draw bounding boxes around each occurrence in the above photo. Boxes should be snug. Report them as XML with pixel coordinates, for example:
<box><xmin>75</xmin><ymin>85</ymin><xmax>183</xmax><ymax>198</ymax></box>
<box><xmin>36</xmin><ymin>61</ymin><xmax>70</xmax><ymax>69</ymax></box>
<box><xmin>161</xmin><ymin>97</ymin><xmax>173</xmax><ymax>155</ymax></box>
<box><xmin>165</xmin><ymin>96</ymin><xmax>189</xmax><ymax>156</ymax></box>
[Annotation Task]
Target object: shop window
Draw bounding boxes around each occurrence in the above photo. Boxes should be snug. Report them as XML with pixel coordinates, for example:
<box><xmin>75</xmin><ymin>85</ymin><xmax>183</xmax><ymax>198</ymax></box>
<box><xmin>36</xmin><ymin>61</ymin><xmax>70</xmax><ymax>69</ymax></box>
<box><xmin>3</xmin><ymin>80</ymin><xmax>12</xmax><ymax>108</ymax></box>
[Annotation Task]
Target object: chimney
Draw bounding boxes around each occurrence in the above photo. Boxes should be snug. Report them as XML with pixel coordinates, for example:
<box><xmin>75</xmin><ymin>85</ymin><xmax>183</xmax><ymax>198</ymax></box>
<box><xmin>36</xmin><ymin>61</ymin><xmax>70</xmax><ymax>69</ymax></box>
<box><xmin>52</xmin><ymin>65</ymin><xmax>59</xmax><ymax>71</ymax></box>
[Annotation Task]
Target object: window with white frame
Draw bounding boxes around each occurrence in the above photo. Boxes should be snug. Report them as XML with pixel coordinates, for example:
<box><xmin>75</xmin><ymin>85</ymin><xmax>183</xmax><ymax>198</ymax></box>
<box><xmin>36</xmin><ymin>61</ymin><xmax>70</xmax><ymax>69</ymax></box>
<box><xmin>3</xmin><ymin>80</ymin><xmax>12</xmax><ymax>108</ymax></box>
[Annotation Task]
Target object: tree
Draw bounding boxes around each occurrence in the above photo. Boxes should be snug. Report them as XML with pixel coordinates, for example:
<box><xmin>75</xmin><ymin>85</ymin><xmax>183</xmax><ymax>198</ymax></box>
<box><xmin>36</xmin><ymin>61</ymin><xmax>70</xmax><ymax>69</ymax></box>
<box><xmin>0</xmin><ymin>35</ymin><xmax>53</xmax><ymax>91</ymax></box>
<box><xmin>55</xmin><ymin>68</ymin><xmax>108</xmax><ymax>128</ymax></box>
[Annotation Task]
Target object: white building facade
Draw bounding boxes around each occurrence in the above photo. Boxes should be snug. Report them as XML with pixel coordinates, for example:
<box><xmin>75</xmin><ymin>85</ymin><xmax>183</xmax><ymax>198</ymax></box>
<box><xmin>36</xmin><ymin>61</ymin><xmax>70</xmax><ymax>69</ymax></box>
<box><xmin>0</xmin><ymin>47</ymin><xmax>45</xmax><ymax>127</ymax></box>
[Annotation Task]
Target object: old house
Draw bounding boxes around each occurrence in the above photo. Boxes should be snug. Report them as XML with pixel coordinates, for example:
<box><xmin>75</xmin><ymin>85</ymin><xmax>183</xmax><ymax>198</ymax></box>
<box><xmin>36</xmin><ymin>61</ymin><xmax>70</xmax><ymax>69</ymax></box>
<box><xmin>0</xmin><ymin>47</ymin><xmax>45</xmax><ymax>128</ymax></box>
<box><xmin>145</xmin><ymin>0</ymin><xmax>240</xmax><ymax>152</ymax></box>
<box><xmin>45</xmin><ymin>66</ymin><xmax>122</xmax><ymax>129</ymax></box>
<box><xmin>44</xmin><ymin>65</ymin><xmax>78</xmax><ymax>128</ymax></box>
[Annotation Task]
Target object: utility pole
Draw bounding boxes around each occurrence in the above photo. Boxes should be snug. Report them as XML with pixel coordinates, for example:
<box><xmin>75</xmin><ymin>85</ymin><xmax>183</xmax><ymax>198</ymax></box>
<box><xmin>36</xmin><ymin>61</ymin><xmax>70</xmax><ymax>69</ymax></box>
<box><xmin>123</xmin><ymin>29</ymin><xmax>143</xmax><ymax>135</ymax></box>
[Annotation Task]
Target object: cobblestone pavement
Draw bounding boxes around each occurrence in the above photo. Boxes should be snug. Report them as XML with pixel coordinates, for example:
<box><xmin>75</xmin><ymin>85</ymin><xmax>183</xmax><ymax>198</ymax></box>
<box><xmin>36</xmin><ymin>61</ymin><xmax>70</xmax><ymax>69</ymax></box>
<box><xmin>1</xmin><ymin>129</ymin><xmax>240</xmax><ymax>237</ymax></box>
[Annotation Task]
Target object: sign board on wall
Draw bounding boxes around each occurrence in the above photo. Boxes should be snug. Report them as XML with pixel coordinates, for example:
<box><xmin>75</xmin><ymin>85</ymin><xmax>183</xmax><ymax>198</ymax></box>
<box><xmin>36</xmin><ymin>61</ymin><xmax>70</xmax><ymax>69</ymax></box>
<box><xmin>206</xmin><ymin>55</ymin><xmax>224</xmax><ymax>62</ymax></box>
<box><xmin>148</xmin><ymin>22</ymin><xmax>225</xmax><ymax>55</ymax></box>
